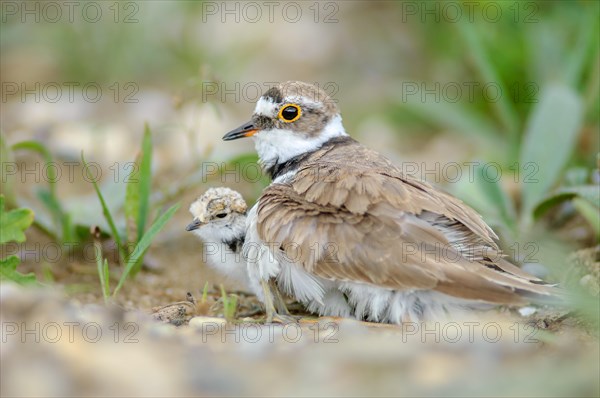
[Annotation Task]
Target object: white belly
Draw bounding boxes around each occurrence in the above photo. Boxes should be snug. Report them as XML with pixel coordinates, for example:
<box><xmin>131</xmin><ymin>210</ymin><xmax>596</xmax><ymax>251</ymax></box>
<box><xmin>340</xmin><ymin>281</ymin><xmax>487</xmax><ymax>323</ymax></box>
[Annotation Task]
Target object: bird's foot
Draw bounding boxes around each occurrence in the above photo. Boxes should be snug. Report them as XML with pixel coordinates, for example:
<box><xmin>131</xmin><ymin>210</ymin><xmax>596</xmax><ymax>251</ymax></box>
<box><xmin>267</xmin><ymin>312</ymin><xmax>301</xmax><ymax>325</ymax></box>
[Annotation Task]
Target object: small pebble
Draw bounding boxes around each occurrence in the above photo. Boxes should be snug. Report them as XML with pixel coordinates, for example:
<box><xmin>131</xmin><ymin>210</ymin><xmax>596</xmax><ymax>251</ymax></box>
<box><xmin>518</xmin><ymin>306</ymin><xmax>537</xmax><ymax>317</ymax></box>
<box><xmin>189</xmin><ymin>316</ymin><xmax>227</xmax><ymax>329</ymax></box>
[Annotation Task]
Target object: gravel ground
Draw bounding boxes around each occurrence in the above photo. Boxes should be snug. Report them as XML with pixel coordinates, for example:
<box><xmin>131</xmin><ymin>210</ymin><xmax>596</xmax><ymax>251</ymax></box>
<box><xmin>1</xmin><ymin>278</ymin><xmax>598</xmax><ymax>397</ymax></box>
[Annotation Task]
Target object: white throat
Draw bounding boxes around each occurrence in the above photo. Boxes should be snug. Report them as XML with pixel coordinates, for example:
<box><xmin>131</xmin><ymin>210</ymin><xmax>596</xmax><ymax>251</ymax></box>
<box><xmin>192</xmin><ymin>220</ymin><xmax>245</xmax><ymax>245</ymax></box>
<box><xmin>190</xmin><ymin>220</ymin><xmax>250</xmax><ymax>289</ymax></box>
<box><xmin>253</xmin><ymin>115</ymin><xmax>348</xmax><ymax>169</ymax></box>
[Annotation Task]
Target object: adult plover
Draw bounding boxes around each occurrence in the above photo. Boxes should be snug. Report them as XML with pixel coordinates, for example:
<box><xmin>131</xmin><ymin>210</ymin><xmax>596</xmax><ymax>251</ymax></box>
<box><xmin>223</xmin><ymin>81</ymin><xmax>554</xmax><ymax>323</ymax></box>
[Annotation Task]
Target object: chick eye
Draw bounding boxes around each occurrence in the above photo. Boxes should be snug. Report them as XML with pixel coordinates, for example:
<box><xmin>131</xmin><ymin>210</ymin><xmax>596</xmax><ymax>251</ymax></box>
<box><xmin>215</xmin><ymin>213</ymin><xmax>227</xmax><ymax>219</ymax></box>
<box><xmin>278</xmin><ymin>104</ymin><xmax>301</xmax><ymax>122</ymax></box>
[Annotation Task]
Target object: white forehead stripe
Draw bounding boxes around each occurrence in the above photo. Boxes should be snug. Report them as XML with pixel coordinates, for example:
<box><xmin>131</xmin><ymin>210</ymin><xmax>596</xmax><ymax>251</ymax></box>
<box><xmin>254</xmin><ymin>97</ymin><xmax>278</xmax><ymax>116</ymax></box>
<box><xmin>283</xmin><ymin>96</ymin><xmax>321</xmax><ymax>108</ymax></box>
<box><xmin>254</xmin><ymin>95</ymin><xmax>324</xmax><ymax>117</ymax></box>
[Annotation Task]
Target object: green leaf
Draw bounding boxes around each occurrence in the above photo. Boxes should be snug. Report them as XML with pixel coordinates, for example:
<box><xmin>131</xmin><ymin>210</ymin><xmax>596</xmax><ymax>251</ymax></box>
<box><xmin>136</xmin><ymin>125</ymin><xmax>153</xmax><ymax>242</ymax></box>
<box><xmin>1</xmin><ymin>134</ymin><xmax>16</xmax><ymax>207</ymax></box>
<box><xmin>448</xmin><ymin>163</ymin><xmax>515</xmax><ymax>235</ymax></box>
<box><xmin>0</xmin><ymin>195</ymin><xmax>34</xmax><ymax>244</ymax></box>
<box><xmin>0</xmin><ymin>195</ymin><xmax>37</xmax><ymax>285</ymax></box>
<box><xmin>103</xmin><ymin>259</ymin><xmax>111</xmax><ymax>299</ymax></box>
<box><xmin>81</xmin><ymin>152</ymin><xmax>126</xmax><ymax>264</ymax></box>
<box><xmin>113</xmin><ymin>203</ymin><xmax>180</xmax><ymax>296</ymax></box>
<box><xmin>520</xmin><ymin>84</ymin><xmax>584</xmax><ymax>225</ymax></box>
<box><xmin>473</xmin><ymin>163</ymin><xmax>517</xmax><ymax>232</ymax></box>
<box><xmin>93</xmin><ymin>240</ymin><xmax>111</xmax><ymax>303</ymax></box>
<box><xmin>36</xmin><ymin>189</ymin><xmax>73</xmax><ymax>243</ymax></box>
<box><xmin>456</xmin><ymin>21</ymin><xmax>519</xmax><ymax>142</ymax></box>
<box><xmin>125</xmin><ymin>152</ymin><xmax>141</xmax><ymax>245</ymax></box>
<box><xmin>533</xmin><ymin>185</ymin><xmax>600</xmax><ymax>220</ymax></box>
<box><xmin>573</xmin><ymin>198</ymin><xmax>600</xmax><ymax>237</ymax></box>
<box><xmin>220</xmin><ymin>284</ymin><xmax>238</xmax><ymax>322</ymax></box>
<box><xmin>201</xmin><ymin>281</ymin><xmax>209</xmax><ymax>304</ymax></box>
<box><xmin>0</xmin><ymin>255</ymin><xmax>37</xmax><ymax>285</ymax></box>
<box><xmin>565</xmin><ymin>11</ymin><xmax>599</xmax><ymax>87</ymax></box>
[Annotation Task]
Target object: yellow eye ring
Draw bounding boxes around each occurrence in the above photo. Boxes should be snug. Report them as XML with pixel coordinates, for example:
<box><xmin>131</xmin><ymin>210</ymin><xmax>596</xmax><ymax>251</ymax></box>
<box><xmin>278</xmin><ymin>104</ymin><xmax>302</xmax><ymax>123</ymax></box>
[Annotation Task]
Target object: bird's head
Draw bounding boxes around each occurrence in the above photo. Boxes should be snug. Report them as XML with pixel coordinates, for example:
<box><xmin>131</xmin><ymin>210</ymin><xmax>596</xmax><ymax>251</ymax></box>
<box><xmin>186</xmin><ymin>187</ymin><xmax>247</xmax><ymax>243</ymax></box>
<box><xmin>223</xmin><ymin>81</ymin><xmax>347</xmax><ymax>170</ymax></box>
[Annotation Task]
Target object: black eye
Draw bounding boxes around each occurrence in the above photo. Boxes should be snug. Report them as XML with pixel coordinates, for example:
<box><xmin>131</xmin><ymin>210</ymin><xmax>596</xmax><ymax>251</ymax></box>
<box><xmin>279</xmin><ymin>104</ymin><xmax>301</xmax><ymax>122</ymax></box>
<box><xmin>215</xmin><ymin>213</ymin><xmax>227</xmax><ymax>219</ymax></box>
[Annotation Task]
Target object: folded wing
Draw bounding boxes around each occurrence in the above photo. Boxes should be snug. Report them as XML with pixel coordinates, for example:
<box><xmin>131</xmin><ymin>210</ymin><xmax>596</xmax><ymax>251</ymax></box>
<box><xmin>256</xmin><ymin>143</ymin><xmax>554</xmax><ymax>304</ymax></box>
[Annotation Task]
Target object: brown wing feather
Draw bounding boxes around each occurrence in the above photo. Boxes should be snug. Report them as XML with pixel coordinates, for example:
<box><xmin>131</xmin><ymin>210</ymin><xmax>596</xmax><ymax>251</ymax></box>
<box><xmin>257</xmin><ymin>141</ymin><xmax>553</xmax><ymax>303</ymax></box>
<box><xmin>294</xmin><ymin>142</ymin><xmax>499</xmax><ymax>245</ymax></box>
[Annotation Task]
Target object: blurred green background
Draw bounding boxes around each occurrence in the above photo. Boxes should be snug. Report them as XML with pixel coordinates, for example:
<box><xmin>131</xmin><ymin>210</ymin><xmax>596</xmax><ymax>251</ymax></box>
<box><xmin>2</xmin><ymin>0</ymin><xmax>598</xmax><ymax>254</ymax></box>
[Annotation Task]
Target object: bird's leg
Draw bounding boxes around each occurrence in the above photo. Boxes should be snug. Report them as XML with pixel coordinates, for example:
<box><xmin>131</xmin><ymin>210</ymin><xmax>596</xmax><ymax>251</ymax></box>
<box><xmin>260</xmin><ymin>278</ymin><xmax>278</xmax><ymax>323</ymax></box>
<box><xmin>260</xmin><ymin>278</ymin><xmax>298</xmax><ymax>324</ymax></box>
<box><xmin>269</xmin><ymin>279</ymin><xmax>291</xmax><ymax>316</ymax></box>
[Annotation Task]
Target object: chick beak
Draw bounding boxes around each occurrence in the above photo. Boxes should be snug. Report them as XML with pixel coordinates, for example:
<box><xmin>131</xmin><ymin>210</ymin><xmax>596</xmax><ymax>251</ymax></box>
<box><xmin>222</xmin><ymin>121</ymin><xmax>258</xmax><ymax>141</ymax></box>
<box><xmin>185</xmin><ymin>219</ymin><xmax>203</xmax><ymax>231</ymax></box>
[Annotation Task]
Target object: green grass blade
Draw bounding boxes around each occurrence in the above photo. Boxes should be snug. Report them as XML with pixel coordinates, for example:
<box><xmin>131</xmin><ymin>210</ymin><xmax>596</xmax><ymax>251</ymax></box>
<box><xmin>565</xmin><ymin>12</ymin><xmax>599</xmax><ymax>87</ymax></box>
<box><xmin>1</xmin><ymin>134</ymin><xmax>17</xmax><ymax>207</ymax></box>
<box><xmin>94</xmin><ymin>240</ymin><xmax>110</xmax><ymax>303</ymax></box>
<box><xmin>456</xmin><ymin>22</ymin><xmax>519</xmax><ymax>150</ymax></box>
<box><xmin>519</xmin><ymin>84</ymin><xmax>584</xmax><ymax>227</ymax></box>
<box><xmin>136</xmin><ymin>125</ymin><xmax>153</xmax><ymax>242</ymax></box>
<box><xmin>61</xmin><ymin>212</ymin><xmax>73</xmax><ymax>244</ymax></box>
<box><xmin>473</xmin><ymin>162</ymin><xmax>516</xmax><ymax>233</ymax></box>
<box><xmin>125</xmin><ymin>152</ymin><xmax>142</xmax><ymax>245</ymax></box>
<box><xmin>201</xmin><ymin>281</ymin><xmax>209</xmax><ymax>303</ymax></box>
<box><xmin>220</xmin><ymin>284</ymin><xmax>238</xmax><ymax>322</ymax></box>
<box><xmin>35</xmin><ymin>189</ymin><xmax>73</xmax><ymax>243</ymax></box>
<box><xmin>81</xmin><ymin>152</ymin><xmax>127</xmax><ymax>264</ymax></box>
<box><xmin>103</xmin><ymin>259</ymin><xmax>111</xmax><ymax>300</ymax></box>
<box><xmin>113</xmin><ymin>203</ymin><xmax>180</xmax><ymax>297</ymax></box>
